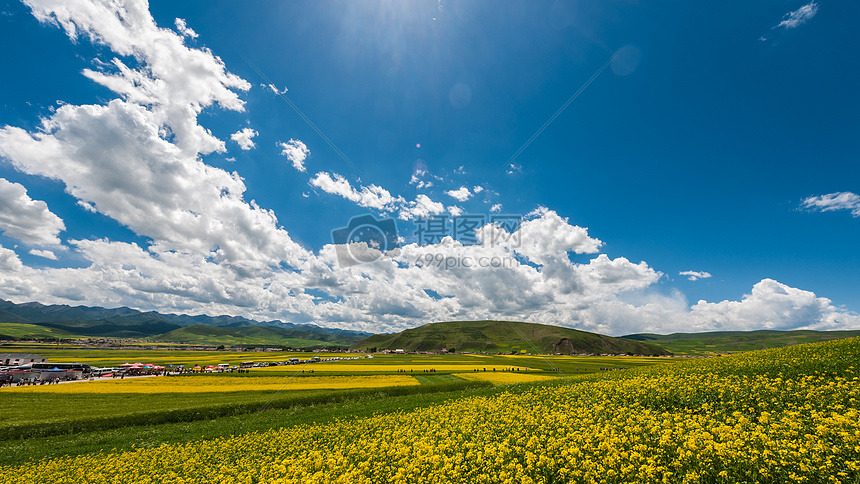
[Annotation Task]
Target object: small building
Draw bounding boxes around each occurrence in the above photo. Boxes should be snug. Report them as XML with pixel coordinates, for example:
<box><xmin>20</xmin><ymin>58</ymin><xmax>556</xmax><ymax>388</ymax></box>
<box><xmin>0</xmin><ymin>353</ymin><xmax>46</xmax><ymax>366</ymax></box>
<box><xmin>394</xmin><ymin>349</ymin><xmax>405</xmax><ymax>354</ymax></box>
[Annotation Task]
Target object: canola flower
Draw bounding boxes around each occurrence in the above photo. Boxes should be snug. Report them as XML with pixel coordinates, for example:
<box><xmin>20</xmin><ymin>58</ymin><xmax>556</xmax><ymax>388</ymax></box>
<box><xmin>1</xmin><ymin>338</ymin><xmax>858</xmax><ymax>483</ymax></box>
<box><xmin>453</xmin><ymin>371</ymin><xmax>557</xmax><ymax>385</ymax></box>
<box><xmin>1</xmin><ymin>374</ymin><xmax>420</xmax><ymax>394</ymax></box>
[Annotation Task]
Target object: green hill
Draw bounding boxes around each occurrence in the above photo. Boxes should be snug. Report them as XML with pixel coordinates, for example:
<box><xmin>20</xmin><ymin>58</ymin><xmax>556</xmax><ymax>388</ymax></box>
<box><xmin>623</xmin><ymin>329</ymin><xmax>860</xmax><ymax>355</ymax></box>
<box><xmin>0</xmin><ymin>322</ymin><xmax>81</xmax><ymax>340</ymax></box>
<box><xmin>149</xmin><ymin>325</ymin><xmax>364</xmax><ymax>348</ymax></box>
<box><xmin>351</xmin><ymin>320</ymin><xmax>671</xmax><ymax>355</ymax></box>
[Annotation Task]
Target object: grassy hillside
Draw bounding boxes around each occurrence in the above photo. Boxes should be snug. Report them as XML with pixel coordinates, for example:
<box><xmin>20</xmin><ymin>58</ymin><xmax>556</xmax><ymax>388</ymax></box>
<box><xmin>149</xmin><ymin>325</ymin><xmax>364</xmax><ymax>348</ymax></box>
<box><xmin>0</xmin><ymin>322</ymin><xmax>81</xmax><ymax>341</ymax></box>
<box><xmin>352</xmin><ymin>320</ymin><xmax>670</xmax><ymax>355</ymax></box>
<box><xmin>623</xmin><ymin>329</ymin><xmax>860</xmax><ymax>355</ymax></box>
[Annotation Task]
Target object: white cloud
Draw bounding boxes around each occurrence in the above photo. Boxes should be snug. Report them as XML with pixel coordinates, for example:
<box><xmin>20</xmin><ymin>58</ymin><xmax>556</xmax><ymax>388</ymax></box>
<box><xmin>0</xmin><ymin>0</ymin><xmax>856</xmax><ymax>338</ymax></box>
<box><xmin>762</xmin><ymin>1</ymin><xmax>819</xmax><ymax>40</ymax></box>
<box><xmin>29</xmin><ymin>249</ymin><xmax>58</xmax><ymax>260</ymax></box>
<box><xmin>265</xmin><ymin>83</ymin><xmax>287</xmax><ymax>95</ymax></box>
<box><xmin>310</xmin><ymin>171</ymin><xmax>447</xmax><ymax>220</ymax></box>
<box><xmin>447</xmin><ymin>205</ymin><xmax>464</xmax><ymax>217</ymax></box>
<box><xmin>777</xmin><ymin>2</ymin><xmax>818</xmax><ymax>29</ymax></box>
<box><xmin>24</xmin><ymin>0</ymin><xmax>250</xmax><ymax>156</ymax></box>
<box><xmin>473</xmin><ymin>186</ymin><xmax>483</xmax><ymax>194</ymax></box>
<box><xmin>688</xmin><ymin>278</ymin><xmax>859</xmax><ymax>331</ymax></box>
<box><xmin>401</xmin><ymin>194</ymin><xmax>446</xmax><ymax>220</ymax></box>
<box><xmin>279</xmin><ymin>139</ymin><xmax>310</xmax><ymax>172</ymax></box>
<box><xmin>489</xmin><ymin>203</ymin><xmax>502</xmax><ymax>213</ymax></box>
<box><xmin>174</xmin><ymin>18</ymin><xmax>197</xmax><ymax>38</ymax></box>
<box><xmin>801</xmin><ymin>192</ymin><xmax>860</xmax><ymax>217</ymax></box>
<box><xmin>409</xmin><ymin>169</ymin><xmax>442</xmax><ymax>189</ymax></box>
<box><xmin>0</xmin><ymin>245</ymin><xmax>23</xmax><ymax>272</ymax></box>
<box><xmin>680</xmin><ymin>270</ymin><xmax>712</xmax><ymax>281</ymax></box>
<box><xmin>0</xmin><ymin>100</ymin><xmax>308</xmax><ymax>273</ymax></box>
<box><xmin>445</xmin><ymin>186</ymin><xmax>472</xmax><ymax>202</ymax></box>
<box><xmin>0</xmin><ymin>178</ymin><xmax>65</xmax><ymax>246</ymax></box>
<box><xmin>513</xmin><ymin>208</ymin><xmax>602</xmax><ymax>265</ymax></box>
<box><xmin>506</xmin><ymin>163</ymin><xmax>522</xmax><ymax>175</ymax></box>
<box><xmin>310</xmin><ymin>172</ymin><xmax>403</xmax><ymax>212</ymax></box>
<box><xmin>2</xmin><ymin>0</ymin><xmax>307</xmax><ymax>277</ymax></box>
<box><xmin>230</xmin><ymin>128</ymin><xmax>257</xmax><ymax>150</ymax></box>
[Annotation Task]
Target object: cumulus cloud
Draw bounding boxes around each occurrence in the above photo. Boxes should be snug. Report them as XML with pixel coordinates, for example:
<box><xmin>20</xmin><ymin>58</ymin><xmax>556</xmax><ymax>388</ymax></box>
<box><xmin>400</xmin><ymin>194</ymin><xmax>446</xmax><ymax>220</ymax></box>
<box><xmin>29</xmin><ymin>248</ymin><xmax>58</xmax><ymax>260</ymax></box>
<box><xmin>2</xmin><ymin>0</ymin><xmax>306</xmax><ymax>277</ymax></box>
<box><xmin>513</xmin><ymin>207</ymin><xmax>602</xmax><ymax>265</ymax></box>
<box><xmin>801</xmin><ymin>192</ymin><xmax>860</xmax><ymax>217</ymax></box>
<box><xmin>0</xmin><ymin>178</ymin><xmax>65</xmax><ymax>246</ymax></box>
<box><xmin>445</xmin><ymin>186</ymin><xmax>472</xmax><ymax>202</ymax></box>
<box><xmin>231</xmin><ymin>128</ymin><xmax>257</xmax><ymax>150</ymax></box>
<box><xmin>173</xmin><ymin>18</ymin><xmax>197</xmax><ymax>38</ymax></box>
<box><xmin>0</xmin><ymin>245</ymin><xmax>23</xmax><ymax>272</ymax></box>
<box><xmin>23</xmin><ymin>0</ymin><xmax>250</xmax><ymax>155</ymax></box>
<box><xmin>310</xmin><ymin>172</ymin><xmax>403</xmax><ymax>212</ymax></box>
<box><xmin>310</xmin><ymin>172</ymin><xmax>447</xmax><ymax>220</ymax></box>
<box><xmin>0</xmin><ymin>0</ymin><xmax>856</xmax><ymax>337</ymax></box>
<box><xmin>279</xmin><ymin>139</ymin><xmax>310</xmax><ymax>172</ymax></box>
<box><xmin>689</xmin><ymin>279</ymin><xmax>859</xmax><ymax>331</ymax></box>
<box><xmin>680</xmin><ymin>270</ymin><xmax>712</xmax><ymax>281</ymax></box>
<box><xmin>489</xmin><ymin>203</ymin><xmax>502</xmax><ymax>213</ymax></box>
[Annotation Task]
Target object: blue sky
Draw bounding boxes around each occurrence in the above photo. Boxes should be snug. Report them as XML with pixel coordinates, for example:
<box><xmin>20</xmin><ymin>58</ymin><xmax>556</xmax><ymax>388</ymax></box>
<box><xmin>0</xmin><ymin>0</ymin><xmax>857</xmax><ymax>335</ymax></box>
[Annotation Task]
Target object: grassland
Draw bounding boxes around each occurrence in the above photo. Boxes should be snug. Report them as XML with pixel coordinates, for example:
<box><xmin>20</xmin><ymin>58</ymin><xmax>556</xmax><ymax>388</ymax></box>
<box><xmin>625</xmin><ymin>329</ymin><xmax>860</xmax><ymax>355</ymax></box>
<box><xmin>0</xmin><ymin>348</ymin><xmax>674</xmax><ymax>451</ymax></box>
<box><xmin>0</xmin><ymin>323</ymin><xmax>80</xmax><ymax>340</ymax></box>
<box><xmin>147</xmin><ymin>324</ymin><xmax>363</xmax><ymax>347</ymax></box>
<box><xmin>1</xmin><ymin>338</ymin><xmax>857</xmax><ymax>483</ymax></box>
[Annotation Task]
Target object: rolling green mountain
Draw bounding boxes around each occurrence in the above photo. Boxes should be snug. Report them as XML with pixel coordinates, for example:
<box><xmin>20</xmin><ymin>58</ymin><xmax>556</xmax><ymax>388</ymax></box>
<box><xmin>351</xmin><ymin>320</ymin><xmax>671</xmax><ymax>355</ymax></box>
<box><xmin>623</xmin><ymin>330</ymin><xmax>860</xmax><ymax>355</ymax></box>
<box><xmin>149</xmin><ymin>325</ymin><xmax>364</xmax><ymax>348</ymax></box>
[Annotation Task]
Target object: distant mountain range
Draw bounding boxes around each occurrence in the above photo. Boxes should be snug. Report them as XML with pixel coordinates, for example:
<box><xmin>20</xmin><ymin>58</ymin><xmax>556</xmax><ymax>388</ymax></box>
<box><xmin>3</xmin><ymin>299</ymin><xmax>858</xmax><ymax>354</ymax></box>
<box><xmin>0</xmin><ymin>299</ymin><xmax>369</xmax><ymax>347</ymax></box>
<box><xmin>352</xmin><ymin>320</ymin><xmax>671</xmax><ymax>356</ymax></box>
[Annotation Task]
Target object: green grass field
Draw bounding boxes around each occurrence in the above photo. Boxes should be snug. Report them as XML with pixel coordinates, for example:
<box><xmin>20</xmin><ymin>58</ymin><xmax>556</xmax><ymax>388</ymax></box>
<box><xmin>2</xmin><ymin>339</ymin><xmax>858</xmax><ymax>482</ymax></box>
<box><xmin>0</xmin><ymin>323</ymin><xmax>80</xmax><ymax>340</ymax></box>
<box><xmin>0</xmin><ymin>347</ymin><xmax>679</xmax><ymax>467</ymax></box>
<box><xmin>625</xmin><ymin>329</ymin><xmax>860</xmax><ymax>355</ymax></box>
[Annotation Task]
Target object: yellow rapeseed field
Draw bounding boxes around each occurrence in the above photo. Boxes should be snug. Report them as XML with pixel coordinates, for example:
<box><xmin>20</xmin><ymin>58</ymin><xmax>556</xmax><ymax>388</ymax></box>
<box><xmin>453</xmin><ymin>371</ymin><xmax>558</xmax><ymax>385</ymax></box>
<box><xmin>1</xmin><ymin>338</ymin><xmax>858</xmax><ymax>483</ymax></box>
<box><xmin>1</xmin><ymin>374</ymin><xmax>420</xmax><ymax>393</ymax></box>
